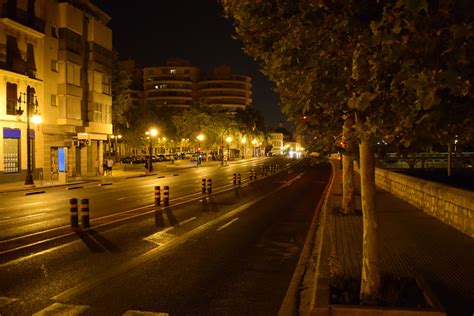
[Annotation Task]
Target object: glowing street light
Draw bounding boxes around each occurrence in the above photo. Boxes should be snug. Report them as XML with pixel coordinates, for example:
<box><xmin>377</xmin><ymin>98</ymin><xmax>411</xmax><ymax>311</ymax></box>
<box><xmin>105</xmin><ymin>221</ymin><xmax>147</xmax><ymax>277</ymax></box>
<box><xmin>145</xmin><ymin>128</ymin><xmax>158</xmax><ymax>172</ymax></box>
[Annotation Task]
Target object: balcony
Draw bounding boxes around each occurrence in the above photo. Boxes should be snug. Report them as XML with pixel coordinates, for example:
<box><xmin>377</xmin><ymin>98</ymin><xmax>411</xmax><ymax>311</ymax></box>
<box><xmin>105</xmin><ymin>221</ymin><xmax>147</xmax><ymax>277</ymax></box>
<box><xmin>0</xmin><ymin>5</ymin><xmax>45</xmax><ymax>34</ymax></box>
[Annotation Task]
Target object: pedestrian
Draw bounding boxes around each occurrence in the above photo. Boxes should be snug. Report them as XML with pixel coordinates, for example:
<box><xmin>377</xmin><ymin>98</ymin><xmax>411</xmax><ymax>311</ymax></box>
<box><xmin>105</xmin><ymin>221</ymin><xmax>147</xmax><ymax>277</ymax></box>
<box><xmin>144</xmin><ymin>160</ymin><xmax>149</xmax><ymax>174</ymax></box>
<box><xmin>95</xmin><ymin>158</ymin><xmax>101</xmax><ymax>176</ymax></box>
<box><xmin>107</xmin><ymin>157</ymin><xmax>114</xmax><ymax>176</ymax></box>
<box><xmin>103</xmin><ymin>159</ymin><xmax>108</xmax><ymax>176</ymax></box>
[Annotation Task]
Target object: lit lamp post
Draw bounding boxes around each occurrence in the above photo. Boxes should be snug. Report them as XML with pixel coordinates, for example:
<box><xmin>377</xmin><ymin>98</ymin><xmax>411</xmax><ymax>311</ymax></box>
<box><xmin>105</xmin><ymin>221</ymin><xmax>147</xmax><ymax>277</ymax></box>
<box><xmin>17</xmin><ymin>86</ymin><xmax>41</xmax><ymax>186</ymax></box>
<box><xmin>110</xmin><ymin>134</ymin><xmax>122</xmax><ymax>156</ymax></box>
<box><xmin>251</xmin><ymin>139</ymin><xmax>257</xmax><ymax>157</ymax></box>
<box><xmin>145</xmin><ymin>128</ymin><xmax>158</xmax><ymax>172</ymax></box>
<box><xmin>226</xmin><ymin>136</ymin><xmax>232</xmax><ymax>162</ymax></box>
<box><xmin>196</xmin><ymin>133</ymin><xmax>204</xmax><ymax>165</ymax></box>
<box><xmin>241</xmin><ymin>137</ymin><xmax>247</xmax><ymax>159</ymax></box>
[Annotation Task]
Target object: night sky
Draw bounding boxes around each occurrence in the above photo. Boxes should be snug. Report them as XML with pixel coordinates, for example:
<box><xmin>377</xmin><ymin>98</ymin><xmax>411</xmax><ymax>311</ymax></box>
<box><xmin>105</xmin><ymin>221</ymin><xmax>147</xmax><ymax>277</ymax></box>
<box><xmin>94</xmin><ymin>0</ymin><xmax>286</xmax><ymax>127</ymax></box>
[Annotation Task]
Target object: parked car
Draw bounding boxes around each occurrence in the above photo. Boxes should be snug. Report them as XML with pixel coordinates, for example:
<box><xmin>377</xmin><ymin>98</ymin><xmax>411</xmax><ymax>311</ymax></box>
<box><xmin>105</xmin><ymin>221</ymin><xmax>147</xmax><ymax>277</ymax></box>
<box><xmin>121</xmin><ymin>156</ymin><xmax>145</xmax><ymax>164</ymax></box>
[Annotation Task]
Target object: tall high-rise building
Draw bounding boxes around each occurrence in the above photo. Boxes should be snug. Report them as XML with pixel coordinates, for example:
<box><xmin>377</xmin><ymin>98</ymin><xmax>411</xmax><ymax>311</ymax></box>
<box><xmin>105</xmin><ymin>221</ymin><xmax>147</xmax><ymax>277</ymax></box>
<box><xmin>0</xmin><ymin>0</ymin><xmax>113</xmax><ymax>184</ymax></box>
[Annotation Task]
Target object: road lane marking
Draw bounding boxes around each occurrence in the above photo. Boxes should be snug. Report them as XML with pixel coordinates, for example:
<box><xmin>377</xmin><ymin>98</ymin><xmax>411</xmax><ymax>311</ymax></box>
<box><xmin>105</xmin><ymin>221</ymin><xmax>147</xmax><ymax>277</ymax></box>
<box><xmin>52</xmin><ymin>174</ymin><xmax>304</xmax><ymax>302</ymax></box>
<box><xmin>216</xmin><ymin>218</ymin><xmax>239</xmax><ymax>231</ymax></box>
<box><xmin>144</xmin><ymin>217</ymin><xmax>197</xmax><ymax>245</ymax></box>
<box><xmin>22</xmin><ymin>201</ymin><xmax>45</xmax><ymax>206</ymax></box>
<box><xmin>0</xmin><ymin>212</ymin><xmax>46</xmax><ymax>224</ymax></box>
<box><xmin>32</xmin><ymin>302</ymin><xmax>89</xmax><ymax>316</ymax></box>
<box><xmin>0</xmin><ymin>296</ymin><xmax>18</xmax><ymax>307</ymax></box>
<box><xmin>117</xmin><ymin>197</ymin><xmax>128</xmax><ymax>200</ymax></box>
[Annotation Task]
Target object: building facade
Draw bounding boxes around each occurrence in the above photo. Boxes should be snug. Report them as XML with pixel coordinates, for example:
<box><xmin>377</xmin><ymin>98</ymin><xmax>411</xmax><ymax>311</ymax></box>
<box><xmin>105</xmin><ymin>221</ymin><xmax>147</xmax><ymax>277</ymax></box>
<box><xmin>143</xmin><ymin>58</ymin><xmax>200</xmax><ymax>109</ymax></box>
<box><xmin>142</xmin><ymin>61</ymin><xmax>252</xmax><ymax>112</ymax></box>
<box><xmin>197</xmin><ymin>65</ymin><xmax>252</xmax><ymax>111</ymax></box>
<box><xmin>0</xmin><ymin>0</ymin><xmax>113</xmax><ymax>184</ymax></box>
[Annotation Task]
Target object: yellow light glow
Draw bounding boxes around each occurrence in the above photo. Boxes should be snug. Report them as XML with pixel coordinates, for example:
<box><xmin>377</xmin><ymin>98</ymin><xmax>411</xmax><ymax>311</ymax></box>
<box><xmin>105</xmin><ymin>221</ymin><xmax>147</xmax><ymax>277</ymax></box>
<box><xmin>32</xmin><ymin>113</ymin><xmax>42</xmax><ymax>125</ymax></box>
<box><xmin>241</xmin><ymin>138</ymin><xmax>247</xmax><ymax>144</ymax></box>
<box><xmin>150</xmin><ymin>129</ymin><xmax>158</xmax><ymax>137</ymax></box>
<box><xmin>196</xmin><ymin>134</ymin><xmax>204</xmax><ymax>141</ymax></box>
<box><xmin>225</xmin><ymin>136</ymin><xmax>232</xmax><ymax>143</ymax></box>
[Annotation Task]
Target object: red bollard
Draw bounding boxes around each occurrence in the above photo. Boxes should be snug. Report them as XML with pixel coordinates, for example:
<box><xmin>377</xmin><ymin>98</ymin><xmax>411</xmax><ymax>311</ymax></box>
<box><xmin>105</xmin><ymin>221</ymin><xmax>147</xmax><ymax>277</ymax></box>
<box><xmin>70</xmin><ymin>198</ymin><xmax>78</xmax><ymax>228</ymax></box>
<box><xmin>81</xmin><ymin>198</ymin><xmax>90</xmax><ymax>228</ymax></box>
<box><xmin>154</xmin><ymin>186</ymin><xmax>161</xmax><ymax>206</ymax></box>
<box><xmin>163</xmin><ymin>186</ymin><xmax>170</xmax><ymax>206</ymax></box>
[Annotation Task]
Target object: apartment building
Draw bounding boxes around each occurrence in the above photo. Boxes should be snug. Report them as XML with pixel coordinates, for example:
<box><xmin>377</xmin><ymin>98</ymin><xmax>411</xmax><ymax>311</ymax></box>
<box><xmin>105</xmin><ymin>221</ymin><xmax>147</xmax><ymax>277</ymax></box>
<box><xmin>0</xmin><ymin>0</ymin><xmax>113</xmax><ymax>184</ymax></box>
<box><xmin>143</xmin><ymin>58</ymin><xmax>200</xmax><ymax>109</ymax></box>
<box><xmin>142</xmin><ymin>60</ymin><xmax>252</xmax><ymax>112</ymax></box>
<box><xmin>197</xmin><ymin>64</ymin><xmax>252</xmax><ymax>111</ymax></box>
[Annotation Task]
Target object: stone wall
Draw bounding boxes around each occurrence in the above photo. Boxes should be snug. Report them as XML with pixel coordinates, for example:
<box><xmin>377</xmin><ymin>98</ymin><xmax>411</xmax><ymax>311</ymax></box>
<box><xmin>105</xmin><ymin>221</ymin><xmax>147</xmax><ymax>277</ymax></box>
<box><xmin>375</xmin><ymin>168</ymin><xmax>474</xmax><ymax>238</ymax></box>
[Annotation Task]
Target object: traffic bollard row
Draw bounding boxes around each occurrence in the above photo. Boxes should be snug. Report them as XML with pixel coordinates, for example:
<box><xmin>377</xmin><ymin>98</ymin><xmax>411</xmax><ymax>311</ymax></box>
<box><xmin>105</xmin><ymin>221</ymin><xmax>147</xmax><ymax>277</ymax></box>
<box><xmin>69</xmin><ymin>198</ymin><xmax>90</xmax><ymax>228</ymax></box>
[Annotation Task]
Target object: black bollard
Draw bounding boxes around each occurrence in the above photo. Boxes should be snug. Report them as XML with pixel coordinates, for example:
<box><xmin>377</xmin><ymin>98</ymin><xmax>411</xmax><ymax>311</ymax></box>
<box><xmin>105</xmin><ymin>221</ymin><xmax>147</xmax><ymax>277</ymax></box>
<box><xmin>207</xmin><ymin>179</ymin><xmax>212</xmax><ymax>194</ymax></box>
<box><xmin>237</xmin><ymin>173</ymin><xmax>241</xmax><ymax>185</ymax></box>
<box><xmin>154</xmin><ymin>185</ymin><xmax>161</xmax><ymax>206</ymax></box>
<box><xmin>70</xmin><ymin>198</ymin><xmax>78</xmax><ymax>228</ymax></box>
<box><xmin>233</xmin><ymin>173</ymin><xmax>237</xmax><ymax>185</ymax></box>
<box><xmin>80</xmin><ymin>198</ymin><xmax>90</xmax><ymax>228</ymax></box>
<box><xmin>202</xmin><ymin>178</ymin><xmax>206</xmax><ymax>194</ymax></box>
<box><xmin>163</xmin><ymin>186</ymin><xmax>170</xmax><ymax>206</ymax></box>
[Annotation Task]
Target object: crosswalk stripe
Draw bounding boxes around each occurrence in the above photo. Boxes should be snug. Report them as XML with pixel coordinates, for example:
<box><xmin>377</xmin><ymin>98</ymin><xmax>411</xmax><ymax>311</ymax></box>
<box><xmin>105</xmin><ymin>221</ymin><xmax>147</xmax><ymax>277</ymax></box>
<box><xmin>0</xmin><ymin>296</ymin><xmax>18</xmax><ymax>307</ymax></box>
<box><xmin>32</xmin><ymin>302</ymin><xmax>89</xmax><ymax>316</ymax></box>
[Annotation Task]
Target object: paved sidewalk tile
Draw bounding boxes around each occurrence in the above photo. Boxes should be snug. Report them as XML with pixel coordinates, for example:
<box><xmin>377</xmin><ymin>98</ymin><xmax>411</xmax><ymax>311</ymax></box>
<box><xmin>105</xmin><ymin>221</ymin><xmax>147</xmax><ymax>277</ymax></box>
<box><xmin>328</xmin><ymin>166</ymin><xmax>474</xmax><ymax>315</ymax></box>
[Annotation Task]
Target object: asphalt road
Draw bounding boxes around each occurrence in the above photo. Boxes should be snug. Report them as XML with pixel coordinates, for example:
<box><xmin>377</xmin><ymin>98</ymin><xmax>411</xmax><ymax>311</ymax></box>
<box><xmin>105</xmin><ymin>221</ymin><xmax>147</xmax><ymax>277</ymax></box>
<box><xmin>0</xmin><ymin>158</ymin><xmax>331</xmax><ymax>315</ymax></box>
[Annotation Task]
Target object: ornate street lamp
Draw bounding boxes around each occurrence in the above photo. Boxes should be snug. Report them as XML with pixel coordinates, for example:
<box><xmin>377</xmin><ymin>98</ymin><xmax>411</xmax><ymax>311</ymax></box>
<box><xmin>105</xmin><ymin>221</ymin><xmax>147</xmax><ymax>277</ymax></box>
<box><xmin>17</xmin><ymin>86</ymin><xmax>41</xmax><ymax>186</ymax></box>
<box><xmin>145</xmin><ymin>128</ymin><xmax>158</xmax><ymax>172</ymax></box>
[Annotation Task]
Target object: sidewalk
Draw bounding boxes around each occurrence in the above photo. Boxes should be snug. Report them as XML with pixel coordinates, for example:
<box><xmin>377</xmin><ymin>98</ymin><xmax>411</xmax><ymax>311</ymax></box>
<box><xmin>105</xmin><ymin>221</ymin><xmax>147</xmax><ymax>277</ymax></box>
<box><xmin>322</xmin><ymin>162</ymin><xmax>474</xmax><ymax>315</ymax></box>
<box><xmin>0</xmin><ymin>157</ymin><xmax>264</xmax><ymax>193</ymax></box>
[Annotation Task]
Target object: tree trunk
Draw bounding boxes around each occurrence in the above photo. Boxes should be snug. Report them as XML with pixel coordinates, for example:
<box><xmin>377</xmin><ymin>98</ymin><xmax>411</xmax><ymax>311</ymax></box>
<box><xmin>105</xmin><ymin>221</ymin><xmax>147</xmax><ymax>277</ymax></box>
<box><xmin>359</xmin><ymin>139</ymin><xmax>381</xmax><ymax>303</ymax></box>
<box><xmin>342</xmin><ymin>116</ymin><xmax>355</xmax><ymax>214</ymax></box>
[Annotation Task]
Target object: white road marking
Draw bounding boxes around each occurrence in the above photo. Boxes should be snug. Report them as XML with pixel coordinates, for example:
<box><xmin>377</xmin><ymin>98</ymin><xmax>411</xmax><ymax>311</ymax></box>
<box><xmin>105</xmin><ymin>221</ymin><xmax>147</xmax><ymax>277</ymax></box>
<box><xmin>0</xmin><ymin>213</ymin><xmax>46</xmax><ymax>224</ymax></box>
<box><xmin>23</xmin><ymin>201</ymin><xmax>45</xmax><ymax>206</ymax></box>
<box><xmin>32</xmin><ymin>302</ymin><xmax>89</xmax><ymax>316</ymax></box>
<box><xmin>117</xmin><ymin>197</ymin><xmax>128</xmax><ymax>200</ymax></box>
<box><xmin>144</xmin><ymin>217</ymin><xmax>197</xmax><ymax>245</ymax></box>
<box><xmin>0</xmin><ymin>296</ymin><xmax>18</xmax><ymax>307</ymax></box>
<box><xmin>217</xmin><ymin>218</ymin><xmax>239</xmax><ymax>231</ymax></box>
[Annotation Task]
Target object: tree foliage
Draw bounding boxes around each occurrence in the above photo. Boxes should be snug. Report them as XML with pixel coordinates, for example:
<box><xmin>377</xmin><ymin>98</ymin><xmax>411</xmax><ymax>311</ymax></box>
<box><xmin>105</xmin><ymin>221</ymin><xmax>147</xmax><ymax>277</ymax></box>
<box><xmin>221</xmin><ymin>0</ymin><xmax>474</xmax><ymax>303</ymax></box>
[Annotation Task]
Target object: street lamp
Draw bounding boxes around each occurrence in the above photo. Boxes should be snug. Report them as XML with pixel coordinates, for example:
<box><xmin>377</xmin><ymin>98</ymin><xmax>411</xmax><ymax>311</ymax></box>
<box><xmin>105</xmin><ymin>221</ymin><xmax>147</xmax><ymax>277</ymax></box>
<box><xmin>196</xmin><ymin>133</ymin><xmax>204</xmax><ymax>165</ymax></box>
<box><xmin>17</xmin><ymin>86</ymin><xmax>41</xmax><ymax>186</ymax></box>
<box><xmin>226</xmin><ymin>136</ymin><xmax>232</xmax><ymax>162</ymax></box>
<box><xmin>241</xmin><ymin>137</ymin><xmax>247</xmax><ymax>159</ymax></box>
<box><xmin>145</xmin><ymin>128</ymin><xmax>158</xmax><ymax>172</ymax></box>
<box><xmin>110</xmin><ymin>134</ymin><xmax>122</xmax><ymax>156</ymax></box>
<box><xmin>251</xmin><ymin>139</ymin><xmax>257</xmax><ymax>157</ymax></box>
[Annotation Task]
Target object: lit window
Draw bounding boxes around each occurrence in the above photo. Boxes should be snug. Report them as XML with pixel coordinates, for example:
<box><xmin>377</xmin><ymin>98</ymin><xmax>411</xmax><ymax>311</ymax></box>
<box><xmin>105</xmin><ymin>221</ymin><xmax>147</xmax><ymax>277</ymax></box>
<box><xmin>170</xmin><ymin>69</ymin><xmax>176</xmax><ymax>74</ymax></box>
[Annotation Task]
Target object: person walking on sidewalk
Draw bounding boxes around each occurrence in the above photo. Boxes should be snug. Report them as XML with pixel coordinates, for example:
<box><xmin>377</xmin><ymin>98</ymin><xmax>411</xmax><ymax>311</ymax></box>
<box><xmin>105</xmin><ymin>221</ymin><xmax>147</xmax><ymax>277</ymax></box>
<box><xmin>95</xmin><ymin>158</ymin><xmax>101</xmax><ymax>176</ymax></box>
<box><xmin>107</xmin><ymin>158</ymin><xmax>114</xmax><ymax>176</ymax></box>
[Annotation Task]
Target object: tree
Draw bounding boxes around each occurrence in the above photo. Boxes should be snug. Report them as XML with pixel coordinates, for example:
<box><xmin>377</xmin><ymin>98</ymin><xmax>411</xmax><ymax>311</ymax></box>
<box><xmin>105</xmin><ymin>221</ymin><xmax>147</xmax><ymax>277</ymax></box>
<box><xmin>221</xmin><ymin>0</ymin><xmax>474</xmax><ymax>303</ymax></box>
<box><xmin>111</xmin><ymin>50</ymin><xmax>132</xmax><ymax>132</ymax></box>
